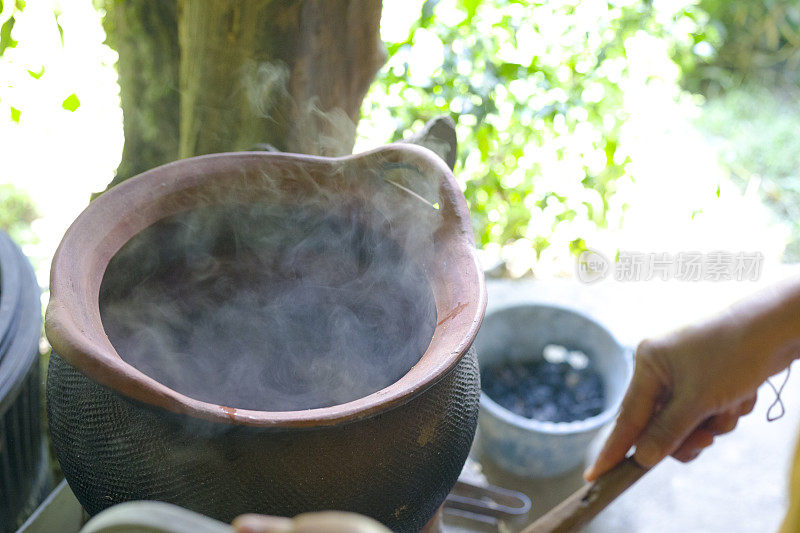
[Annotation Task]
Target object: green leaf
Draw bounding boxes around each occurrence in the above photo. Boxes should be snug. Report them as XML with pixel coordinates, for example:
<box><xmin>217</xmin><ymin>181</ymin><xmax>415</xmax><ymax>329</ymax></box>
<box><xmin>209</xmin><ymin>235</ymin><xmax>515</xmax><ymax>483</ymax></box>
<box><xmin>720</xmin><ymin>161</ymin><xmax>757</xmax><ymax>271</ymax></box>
<box><xmin>54</xmin><ymin>12</ymin><xmax>64</xmax><ymax>45</ymax></box>
<box><xmin>27</xmin><ymin>66</ymin><xmax>44</xmax><ymax>79</ymax></box>
<box><xmin>10</xmin><ymin>106</ymin><xmax>20</xmax><ymax>122</ymax></box>
<box><xmin>459</xmin><ymin>0</ymin><xmax>480</xmax><ymax>23</ymax></box>
<box><xmin>569</xmin><ymin>238</ymin><xmax>588</xmax><ymax>255</ymax></box>
<box><xmin>0</xmin><ymin>16</ymin><xmax>16</xmax><ymax>55</ymax></box>
<box><xmin>477</xmin><ymin>130</ymin><xmax>490</xmax><ymax>160</ymax></box>
<box><xmin>497</xmin><ymin>62</ymin><xmax>523</xmax><ymax>79</ymax></box>
<box><xmin>61</xmin><ymin>93</ymin><xmax>80</xmax><ymax>111</ymax></box>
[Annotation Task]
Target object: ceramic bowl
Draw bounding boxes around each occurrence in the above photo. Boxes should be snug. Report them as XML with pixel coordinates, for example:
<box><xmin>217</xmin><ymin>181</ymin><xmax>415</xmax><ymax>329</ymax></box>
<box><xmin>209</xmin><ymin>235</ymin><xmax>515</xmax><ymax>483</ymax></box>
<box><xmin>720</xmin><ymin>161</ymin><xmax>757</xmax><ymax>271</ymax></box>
<box><xmin>474</xmin><ymin>302</ymin><xmax>632</xmax><ymax>477</ymax></box>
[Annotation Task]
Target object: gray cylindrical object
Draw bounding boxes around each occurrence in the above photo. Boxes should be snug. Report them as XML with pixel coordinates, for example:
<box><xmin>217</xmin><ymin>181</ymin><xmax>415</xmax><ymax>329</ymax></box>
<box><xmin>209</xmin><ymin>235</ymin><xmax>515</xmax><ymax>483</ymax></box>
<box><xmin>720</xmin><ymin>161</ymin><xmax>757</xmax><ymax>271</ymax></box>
<box><xmin>0</xmin><ymin>230</ymin><xmax>51</xmax><ymax>532</ymax></box>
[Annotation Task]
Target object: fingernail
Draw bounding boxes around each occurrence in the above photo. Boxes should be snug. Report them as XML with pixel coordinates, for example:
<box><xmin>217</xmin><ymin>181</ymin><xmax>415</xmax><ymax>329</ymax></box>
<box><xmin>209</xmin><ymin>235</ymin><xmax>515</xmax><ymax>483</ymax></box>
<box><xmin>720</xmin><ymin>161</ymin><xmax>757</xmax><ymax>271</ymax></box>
<box><xmin>634</xmin><ymin>442</ymin><xmax>660</xmax><ymax>467</ymax></box>
<box><xmin>583</xmin><ymin>466</ymin><xmax>594</xmax><ymax>481</ymax></box>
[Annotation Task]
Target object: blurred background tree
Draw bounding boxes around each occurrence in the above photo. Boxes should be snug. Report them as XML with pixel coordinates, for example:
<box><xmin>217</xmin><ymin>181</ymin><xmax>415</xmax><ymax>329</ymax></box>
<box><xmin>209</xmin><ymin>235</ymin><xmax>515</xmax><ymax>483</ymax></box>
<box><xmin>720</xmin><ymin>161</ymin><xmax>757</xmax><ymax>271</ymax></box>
<box><xmin>0</xmin><ymin>184</ymin><xmax>38</xmax><ymax>245</ymax></box>
<box><xmin>356</xmin><ymin>0</ymin><xmax>800</xmax><ymax>274</ymax></box>
<box><xmin>682</xmin><ymin>0</ymin><xmax>800</xmax><ymax>94</ymax></box>
<box><xmin>685</xmin><ymin>0</ymin><xmax>800</xmax><ymax>262</ymax></box>
<box><xmin>359</xmin><ymin>0</ymin><xmax>709</xmax><ymax>275</ymax></box>
<box><xmin>0</xmin><ymin>1</ymin><xmax>39</xmax><ymax>248</ymax></box>
<box><xmin>1</xmin><ymin>0</ymin><xmax>799</xmax><ymax>277</ymax></box>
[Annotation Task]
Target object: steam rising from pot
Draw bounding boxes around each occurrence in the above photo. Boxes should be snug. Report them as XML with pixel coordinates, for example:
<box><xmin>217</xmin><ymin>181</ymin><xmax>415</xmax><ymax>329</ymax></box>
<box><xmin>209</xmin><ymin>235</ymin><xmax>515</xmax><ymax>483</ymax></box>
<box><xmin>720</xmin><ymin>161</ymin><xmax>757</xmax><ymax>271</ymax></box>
<box><xmin>99</xmin><ymin>162</ymin><xmax>443</xmax><ymax>412</ymax></box>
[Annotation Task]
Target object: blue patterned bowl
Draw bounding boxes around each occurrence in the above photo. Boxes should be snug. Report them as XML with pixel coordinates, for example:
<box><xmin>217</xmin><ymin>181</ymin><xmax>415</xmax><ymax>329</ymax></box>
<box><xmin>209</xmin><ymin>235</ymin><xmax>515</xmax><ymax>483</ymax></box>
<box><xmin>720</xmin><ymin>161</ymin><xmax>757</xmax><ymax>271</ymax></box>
<box><xmin>475</xmin><ymin>302</ymin><xmax>632</xmax><ymax>478</ymax></box>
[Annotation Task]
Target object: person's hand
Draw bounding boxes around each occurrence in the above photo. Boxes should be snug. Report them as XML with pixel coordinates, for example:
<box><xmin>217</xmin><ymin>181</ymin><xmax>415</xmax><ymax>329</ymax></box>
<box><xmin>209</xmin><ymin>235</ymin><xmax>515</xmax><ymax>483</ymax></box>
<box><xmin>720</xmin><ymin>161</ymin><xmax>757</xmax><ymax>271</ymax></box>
<box><xmin>584</xmin><ymin>295</ymin><xmax>799</xmax><ymax>482</ymax></box>
<box><xmin>232</xmin><ymin>511</ymin><xmax>392</xmax><ymax>533</ymax></box>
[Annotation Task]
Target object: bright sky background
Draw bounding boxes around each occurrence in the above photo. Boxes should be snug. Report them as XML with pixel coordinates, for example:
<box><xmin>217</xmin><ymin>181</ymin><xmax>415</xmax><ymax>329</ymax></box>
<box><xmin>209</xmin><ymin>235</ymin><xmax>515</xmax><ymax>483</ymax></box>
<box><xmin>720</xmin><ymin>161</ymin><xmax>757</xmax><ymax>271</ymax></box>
<box><xmin>0</xmin><ymin>0</ymin><xmax>789</xmax><ymax>289</ymax></box>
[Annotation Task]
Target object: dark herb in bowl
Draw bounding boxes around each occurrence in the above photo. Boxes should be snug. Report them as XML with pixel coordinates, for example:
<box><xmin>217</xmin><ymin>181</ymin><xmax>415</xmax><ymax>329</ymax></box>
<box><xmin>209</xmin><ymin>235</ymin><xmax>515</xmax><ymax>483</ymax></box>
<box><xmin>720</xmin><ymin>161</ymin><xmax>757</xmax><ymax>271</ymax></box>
<box><xmin>481</xmin><ymin>351</ymin><xmax>605</xmax><ymax>422</ymax></box>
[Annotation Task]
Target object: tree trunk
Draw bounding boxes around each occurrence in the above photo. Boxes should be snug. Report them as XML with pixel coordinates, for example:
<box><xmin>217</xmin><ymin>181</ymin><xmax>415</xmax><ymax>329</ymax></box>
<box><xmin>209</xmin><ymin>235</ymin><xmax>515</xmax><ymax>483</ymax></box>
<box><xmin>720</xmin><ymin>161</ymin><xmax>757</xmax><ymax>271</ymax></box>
<box><xmin>102</xmin><ymin>0</ymin><xmax>180</xmax><ymax>187</ymax></box>
<box><xmin>102</xmin><ymin>0</ymin><xmax>384</xmax><ymax>193</ymax></box>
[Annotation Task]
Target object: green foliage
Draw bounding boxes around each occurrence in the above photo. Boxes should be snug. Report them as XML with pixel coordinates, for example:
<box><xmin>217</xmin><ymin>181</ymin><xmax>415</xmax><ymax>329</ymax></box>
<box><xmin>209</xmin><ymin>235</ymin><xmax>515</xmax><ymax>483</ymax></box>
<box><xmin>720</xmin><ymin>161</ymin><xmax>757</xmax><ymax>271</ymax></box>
<box><xmin>0</xmin><ymin>184</ymin><xmax>38</xmax><ymax>245</ymax></box>
<box><xmin>685</xmin><ymin>0</ymin><xmax>800</xmax><ymax>93</ymax></box>
<box><xmin>362</xmin><ymin>0</ymin><xmax>705</xmax><ymax>274</ymax></box>
<box><xmin>0</xmin><ymin>0</ymin><xmax>25</xmax><ymax>56</ymax></box>
<box><xmin>0</xmin><ymin>16</ymin><xmax>16</xmax><ymax>54</ymax></box>
<box><xmin>27</xmin><ymin>65</ymin><xmax>44</xmax><ymax>79</ymax></box>
<box><xmin>61</xmin><ymin>93</ymin><xmax>80</xmax><ymax>111</ymax></box>
<box><xmin>697</xmin><ymin>83</ymin><xmax>800</xmax><ymax>260</ymax></box>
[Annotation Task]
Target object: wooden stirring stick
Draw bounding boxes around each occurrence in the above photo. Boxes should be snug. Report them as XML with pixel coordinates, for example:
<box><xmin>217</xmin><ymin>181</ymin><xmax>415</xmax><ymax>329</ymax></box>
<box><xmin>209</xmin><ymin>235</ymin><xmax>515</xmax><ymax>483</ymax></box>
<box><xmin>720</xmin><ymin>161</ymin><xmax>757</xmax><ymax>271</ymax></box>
<box><xmin>522</xmin><ymin>457</ymin><xmax>649</xmax><ymax>533</ymax></box>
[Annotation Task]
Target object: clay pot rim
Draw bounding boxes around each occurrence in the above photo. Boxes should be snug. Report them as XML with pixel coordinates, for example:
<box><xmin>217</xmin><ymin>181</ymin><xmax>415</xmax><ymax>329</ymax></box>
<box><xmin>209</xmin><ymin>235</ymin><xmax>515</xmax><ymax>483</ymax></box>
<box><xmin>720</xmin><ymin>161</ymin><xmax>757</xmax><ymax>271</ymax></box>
<box><xmin>45</xmin><ymin>145</ymin><xmax>486</xmax><ymax>428</ymax></box>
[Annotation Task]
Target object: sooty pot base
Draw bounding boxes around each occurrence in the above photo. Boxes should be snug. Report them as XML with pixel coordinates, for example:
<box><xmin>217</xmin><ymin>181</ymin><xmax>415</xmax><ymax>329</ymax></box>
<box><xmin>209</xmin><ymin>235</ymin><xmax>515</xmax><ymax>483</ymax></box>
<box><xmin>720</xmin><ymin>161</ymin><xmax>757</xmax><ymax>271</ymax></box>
<box><xmin>47</xmin><ymin>347</ymin><xmax>479</xmax><ymax>531</ymax></box>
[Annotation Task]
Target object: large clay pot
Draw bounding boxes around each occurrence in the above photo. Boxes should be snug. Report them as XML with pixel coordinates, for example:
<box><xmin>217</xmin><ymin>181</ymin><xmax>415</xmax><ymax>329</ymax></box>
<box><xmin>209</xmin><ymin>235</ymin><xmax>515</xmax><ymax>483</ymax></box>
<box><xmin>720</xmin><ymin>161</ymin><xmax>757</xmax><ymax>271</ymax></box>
<box><xmin>45</xmin><ymin>145</ymin><xmax>486</xmax><ymax>532</ymax></box>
